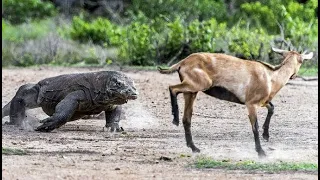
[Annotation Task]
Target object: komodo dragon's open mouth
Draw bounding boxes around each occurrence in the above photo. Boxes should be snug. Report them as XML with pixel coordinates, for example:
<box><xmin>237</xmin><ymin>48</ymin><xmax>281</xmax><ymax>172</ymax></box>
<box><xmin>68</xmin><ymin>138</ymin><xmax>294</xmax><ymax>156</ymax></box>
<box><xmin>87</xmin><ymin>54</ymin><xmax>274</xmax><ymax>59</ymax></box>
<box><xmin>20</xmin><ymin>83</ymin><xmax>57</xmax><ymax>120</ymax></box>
<box><xmin>127</xmin><ymin>94</ymin><xmax>138</xmax><ymax>100</ymax></box>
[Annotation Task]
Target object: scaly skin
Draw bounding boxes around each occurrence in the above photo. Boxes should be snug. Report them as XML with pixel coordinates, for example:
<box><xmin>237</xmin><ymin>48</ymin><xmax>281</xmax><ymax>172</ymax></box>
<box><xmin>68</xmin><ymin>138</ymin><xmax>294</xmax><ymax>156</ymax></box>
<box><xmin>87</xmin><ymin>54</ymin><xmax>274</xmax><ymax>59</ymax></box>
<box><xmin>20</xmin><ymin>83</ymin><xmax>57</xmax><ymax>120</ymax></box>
<box><xmin>2</xmin><ymin>71</ymin><xmax>138</xmax><ymax>132</ymax></box>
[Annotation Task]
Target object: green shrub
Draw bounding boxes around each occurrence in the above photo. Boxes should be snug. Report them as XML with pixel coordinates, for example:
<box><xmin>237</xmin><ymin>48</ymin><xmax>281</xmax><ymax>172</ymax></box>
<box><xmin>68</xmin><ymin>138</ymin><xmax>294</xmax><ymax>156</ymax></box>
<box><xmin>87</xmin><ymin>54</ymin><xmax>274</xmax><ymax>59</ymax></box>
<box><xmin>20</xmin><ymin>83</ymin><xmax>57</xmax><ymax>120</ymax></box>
<box><xmin>2</xmin><ymin>33</ymin><xmax>116</xmax><ymax>67</ymax></box>
<box><xmin>238</xmin><ymin>0</ymin><xmax>318</xmax><ymax>35</ymax></box>
<box><xmin>128</xmin><ymin>0</ymin><xmax>228</xmax><ymax>23</ymax></box>
<box><xmin>277</xmin><ymin>0</ymin><xmax>318</xmax><ymax>53</ymax></box>
<box><xmin>118</xmin><ymin>17</ymin><xmax>230</xmax><ymax>66</ymax></box>
<box><xmin>155</xmin><ymin>18</ymin><xmax>187</xmax><ymax>64</ymax></box>
<box><xmin>3</xmin><ymin>0</ymin><xmax>57</xmax><ymax>24</ymax></box>
<box><xmin>285</xmin><ymin>18</ymin><xmax>318</xmax><ymax>52</ymax></box>
<box><xmin>69</xmin><ymin>16</ymin><xmax>124</xmax><ymax>46</ymax></box>
<box><xmin>2</xmin><ymin>46</ymin><xmax>15</xmax><ymax>67</ymax></box>
<box><xmin>239</xmin><ymin>1</ymin><xmax>278</xmax><ymax>33</ymax></box>
<box><xmin>227</xmin><ymin>23</ymin><xmax>273</xmax><ymax>60</ymax></box>
<box><xmin>62</xmin><ymin>1</ymin><xmax>317</xmax><ymax>67</ymax></box>
<box><xmin>83</xmin><ymin>48</ymin><xmax>100</xmax><ymax>64</ymax></box>
<box><xmin>2</xmin><ymin>18</ymin><xmax>55</xmax><ymax>43</ymax></box>
<box><xmin>187</xmin><ymin>18</ymin><xmax>227</xmax><ymax>53</ymax></box>
<box><xmin>118</xmin><ymin>22</ymin><xmax>156</xmax><ymax>66</ymax></box>
<box><xmin>167</xmin><ymin>18</ymin><xmax>186</xmax><ymax>52</ymax></box>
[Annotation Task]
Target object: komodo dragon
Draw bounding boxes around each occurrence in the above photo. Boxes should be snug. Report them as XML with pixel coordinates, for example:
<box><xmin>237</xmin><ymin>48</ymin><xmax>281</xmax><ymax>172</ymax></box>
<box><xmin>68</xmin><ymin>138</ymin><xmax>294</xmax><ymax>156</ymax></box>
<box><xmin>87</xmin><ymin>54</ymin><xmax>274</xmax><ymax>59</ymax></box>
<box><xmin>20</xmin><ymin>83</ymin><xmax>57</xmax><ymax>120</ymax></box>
<box><xmin>2</xmin><ymin>71</ymin><xmax>138</xmax><ymax>132</ymax></box>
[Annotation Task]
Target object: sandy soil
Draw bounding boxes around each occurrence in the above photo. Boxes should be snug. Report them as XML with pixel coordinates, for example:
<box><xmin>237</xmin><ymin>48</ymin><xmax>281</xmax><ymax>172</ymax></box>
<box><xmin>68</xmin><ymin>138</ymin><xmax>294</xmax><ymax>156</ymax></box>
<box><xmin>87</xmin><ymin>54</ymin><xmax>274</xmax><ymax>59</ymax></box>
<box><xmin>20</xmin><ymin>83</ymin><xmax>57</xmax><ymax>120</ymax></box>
<box><xmin>2</xmin><ymin>66</ymin><xmax>318</xmax><ymax>180</ymax></box>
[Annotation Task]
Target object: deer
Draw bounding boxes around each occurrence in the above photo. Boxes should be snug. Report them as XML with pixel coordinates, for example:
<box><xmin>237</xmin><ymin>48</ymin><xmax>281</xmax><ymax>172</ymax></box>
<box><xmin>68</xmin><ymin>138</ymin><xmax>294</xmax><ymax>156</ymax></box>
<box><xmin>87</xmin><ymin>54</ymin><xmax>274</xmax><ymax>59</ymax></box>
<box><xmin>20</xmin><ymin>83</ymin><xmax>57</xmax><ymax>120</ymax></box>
<box><xmin>157</xmin><ymin>47</ymin><xmax>313</xmax><ymax>157</ymax></box>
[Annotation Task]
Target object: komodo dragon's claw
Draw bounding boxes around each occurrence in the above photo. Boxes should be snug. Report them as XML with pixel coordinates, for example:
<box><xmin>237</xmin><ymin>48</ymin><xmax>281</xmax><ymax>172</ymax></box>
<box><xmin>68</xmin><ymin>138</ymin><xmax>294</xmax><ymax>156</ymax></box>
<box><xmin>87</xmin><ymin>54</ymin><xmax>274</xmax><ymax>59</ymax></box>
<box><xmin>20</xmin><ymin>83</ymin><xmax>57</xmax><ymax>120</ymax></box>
<box><xmin>105</xmin><ymin>122</ymin><xmax>124</xmax><ymax>132</ymax></box>
<box><xmin>35</xmin><ymin>121</ymin><xmax>57</xmax><ymax>132</ymax></box>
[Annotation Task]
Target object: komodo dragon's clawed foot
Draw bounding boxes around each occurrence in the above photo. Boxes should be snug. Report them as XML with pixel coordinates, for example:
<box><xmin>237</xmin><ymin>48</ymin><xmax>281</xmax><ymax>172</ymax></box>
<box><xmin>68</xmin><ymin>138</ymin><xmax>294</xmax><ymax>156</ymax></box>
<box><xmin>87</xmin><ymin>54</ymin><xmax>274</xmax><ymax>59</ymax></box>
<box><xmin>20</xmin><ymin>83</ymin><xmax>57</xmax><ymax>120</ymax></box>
<box><xmin>115</xmin><ymin>127</ymin><xmax>124</xmax><ymax>132</ymax></box>
<box><xmin>105</xmin><ymin>122</ymin><xmax>124</xmax><ymax>132</ymax></box>
<box><xmin>39</xmin><ymin>117</ymin><xmax>54</xmax><ymax>124</ymax></box>
<box><xmin>35</xmin><ymin>124</ymin><xmax>56</xmax><ymax>132</ymax></box>
<box><xmin>35</xmin><ymin>120</ymin><xmax>60</xmax><ymax>132</ymax></box>
<box><xmin>4</xmin><ymin>121</ymin><xmax>15</xmax><ymax>125</ymax></box>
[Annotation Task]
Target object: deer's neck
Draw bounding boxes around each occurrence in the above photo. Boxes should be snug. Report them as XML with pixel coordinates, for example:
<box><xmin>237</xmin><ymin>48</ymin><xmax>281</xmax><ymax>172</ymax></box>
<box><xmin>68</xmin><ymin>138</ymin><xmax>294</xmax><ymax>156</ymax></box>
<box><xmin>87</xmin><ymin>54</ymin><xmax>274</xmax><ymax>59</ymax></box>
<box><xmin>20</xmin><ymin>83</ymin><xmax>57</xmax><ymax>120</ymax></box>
<box><xmin>270</xmin><ymin>59</ymin><xmax>295</xmax><ymax>93</ymax></box>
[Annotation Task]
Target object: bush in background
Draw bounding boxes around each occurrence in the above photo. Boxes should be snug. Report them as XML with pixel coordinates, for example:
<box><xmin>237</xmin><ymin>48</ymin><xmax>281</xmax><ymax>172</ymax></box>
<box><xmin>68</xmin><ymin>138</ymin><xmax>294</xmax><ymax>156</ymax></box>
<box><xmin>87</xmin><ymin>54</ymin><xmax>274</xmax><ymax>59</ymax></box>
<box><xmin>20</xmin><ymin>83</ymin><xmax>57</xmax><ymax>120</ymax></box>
<box><xmin>2</xmin><ymin>31</ymin><xmax>117</xmax><ymax>67</ymax></box>
<box><xmin>2</xmin><ymin>19</ymin><xmax>55</xmax><ymax>43</ymax></box>
<box><xmin>3</xmin><ymin>0</ymin><xmax>57</xmax><ymax>24</ymax></box>
<box><xmin>69</xmin><ymin>16</ymin><xmax>124</xmax><ymax>46</ymax></box>
<box><xmin>187</xmin><ymin>18</ymin><xmax>227</xmax><ymax>53</ymax></box>
<box><xmin>118</xmin><ymin>22</ymin><xmax>156</xmax><ymax>66</ymax></box>
<box><xmin>238</xmin><ymin>0</ymin><xmax>317</xmax><ymax>34</ymax></box>
<box><xmin>1</xmin><ymin>0</ymin><xmax>318</xmax><ymax>75</ymax></box>
<box><xmin>127</xmin><ymin>0</ymin><xmax>228</xmax><ymax>23</ymax></box>
<box><xmin>227</xmin><ymin>23</ymin><xmax>273</xmax><ymax>60</ymax></box>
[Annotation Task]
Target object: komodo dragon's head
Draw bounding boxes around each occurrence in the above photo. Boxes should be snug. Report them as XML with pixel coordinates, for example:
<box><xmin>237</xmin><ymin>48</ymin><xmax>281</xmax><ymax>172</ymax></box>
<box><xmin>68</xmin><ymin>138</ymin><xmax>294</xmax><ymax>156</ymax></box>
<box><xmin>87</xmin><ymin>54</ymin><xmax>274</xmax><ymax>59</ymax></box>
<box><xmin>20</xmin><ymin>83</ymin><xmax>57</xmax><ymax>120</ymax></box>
<box><xmin>107</xmin><ymin>72</ymin><xmax>138</xmax><ymax>104</ymax></box>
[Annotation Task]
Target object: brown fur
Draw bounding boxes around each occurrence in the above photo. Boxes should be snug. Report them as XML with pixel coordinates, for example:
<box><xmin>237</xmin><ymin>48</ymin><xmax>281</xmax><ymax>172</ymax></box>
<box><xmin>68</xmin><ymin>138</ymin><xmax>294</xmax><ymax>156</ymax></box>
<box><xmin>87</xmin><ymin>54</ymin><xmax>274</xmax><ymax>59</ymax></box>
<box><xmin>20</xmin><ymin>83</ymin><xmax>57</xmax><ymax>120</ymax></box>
<box><xmin>158</xmin><ymin>49</ymin><xmax>313</xmax><ymax>157</ymax></box>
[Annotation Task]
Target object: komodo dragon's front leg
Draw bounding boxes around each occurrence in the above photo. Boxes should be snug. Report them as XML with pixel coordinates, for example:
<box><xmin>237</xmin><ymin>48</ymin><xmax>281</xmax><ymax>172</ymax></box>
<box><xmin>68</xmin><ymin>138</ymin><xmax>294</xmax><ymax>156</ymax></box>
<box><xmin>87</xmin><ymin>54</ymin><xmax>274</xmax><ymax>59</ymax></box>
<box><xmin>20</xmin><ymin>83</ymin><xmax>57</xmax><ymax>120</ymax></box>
<box><xmin>105</xmin><ymin>106</ymin><xmax>123</xmax><ymax>132</ymax></box>
<box><xmin>35</xmin><ymin>90</ymin><xmax>86</xmax><ymax>132</ymax></box>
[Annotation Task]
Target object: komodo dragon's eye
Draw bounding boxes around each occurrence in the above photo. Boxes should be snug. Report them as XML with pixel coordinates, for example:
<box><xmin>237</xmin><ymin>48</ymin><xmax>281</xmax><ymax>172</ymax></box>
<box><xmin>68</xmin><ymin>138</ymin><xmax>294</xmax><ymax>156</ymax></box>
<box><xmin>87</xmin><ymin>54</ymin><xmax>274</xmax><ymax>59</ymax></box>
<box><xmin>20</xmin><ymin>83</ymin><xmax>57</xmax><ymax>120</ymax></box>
<box><xmin>115</xmin><ymin>81</ymin><xmax>122</xmax><ymax>87</ymax></box>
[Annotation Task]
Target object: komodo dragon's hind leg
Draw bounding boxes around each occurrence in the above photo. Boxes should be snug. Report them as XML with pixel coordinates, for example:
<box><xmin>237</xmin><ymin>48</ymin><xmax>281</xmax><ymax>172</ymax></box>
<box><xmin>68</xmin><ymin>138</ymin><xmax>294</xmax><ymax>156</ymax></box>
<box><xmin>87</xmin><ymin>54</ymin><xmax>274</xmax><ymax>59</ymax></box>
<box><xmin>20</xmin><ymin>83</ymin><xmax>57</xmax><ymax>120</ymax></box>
<box><xmin>105</xmin><ymin>106</ymin><xmax>123</xmax><ymax>132</ymax></box>
<box><xmin>2</xmin><ymin>102</ymin><xmax>11</xmax><ymax>119</ymax></box>
<box><xmin>2</xmin><ymin>84</ymin><xmax>39</xmax><ymax>126</ymax></box>
<box><xmin>35</xmin><ymin>90</ymin><xmax>86</xmax><ymax>132</ymax></box>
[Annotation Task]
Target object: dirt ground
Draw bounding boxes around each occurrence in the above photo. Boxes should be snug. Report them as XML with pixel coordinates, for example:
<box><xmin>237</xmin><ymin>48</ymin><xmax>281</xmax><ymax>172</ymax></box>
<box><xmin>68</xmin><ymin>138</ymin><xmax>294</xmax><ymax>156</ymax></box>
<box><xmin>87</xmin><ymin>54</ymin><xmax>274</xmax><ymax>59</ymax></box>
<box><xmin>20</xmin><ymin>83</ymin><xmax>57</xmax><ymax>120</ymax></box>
<box><xmin>2</xmin><ymin>66</ymin><xmax>318</xmax><ymax>180</ymax></box>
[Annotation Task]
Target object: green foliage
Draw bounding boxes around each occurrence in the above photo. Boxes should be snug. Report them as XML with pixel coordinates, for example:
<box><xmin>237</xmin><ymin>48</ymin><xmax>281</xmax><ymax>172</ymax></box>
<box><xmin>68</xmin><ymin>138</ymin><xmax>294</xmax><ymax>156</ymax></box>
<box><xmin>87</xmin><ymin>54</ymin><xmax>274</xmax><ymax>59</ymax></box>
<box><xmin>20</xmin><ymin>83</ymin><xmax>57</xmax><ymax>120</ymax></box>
<box><xmin>238</xmin><ymin>0</ymin><xmax>318</xmax><ymax>35</ymax></box>
<box><xmin>277</xmin><ymin>0</ymin><xmax>318</xmax><ymax>52</ymax></box>
<box><xmin>2</xmin><ymin>32</ymin><xmax>115</xmax><ymax>67</ymax></box>
<box><xmin>83</xmin><ymin>48</ymin><xmax>100</xmax><ymax>64</ymax></box>
<box><xmin>2</xmin><ymin>18</ymin><xmax>55</xmax><ymax>43</ymax></box>
<box><xmin>125</xmin><ymin>0</ymin><xmax>317</xmax><ymax>66</ymax></box>
<box><xmin>167</xmin><ymin>18</ymin><xmax>186</xmax><ymax>53</ymax></box>
<box><xmin>119</xmin><ymin>22</ymin><xmax>156</xmax><ymax>66</ymax></box>
<box><xmin>298</xmin><ymin>66</ymin><xmax>318</xmax><ymax>76</ymax></box>
<box><xmin>2</xmin><ymin>18</ymin><xmax>58</xmax><ymax>67</ymax></box>
<box><xmin>119</xmin><ymin>17</ymin><xmax>230</xmax><ymax>66</ymax></box>
<box><xmin>155</xmin><ymin>18</ymin><xmax>187</xmax><ymax>64</ymax></box>
<box><xmin>69</xmin><ymin>16</ymin><xmax>124</xmax><ymax>46</ymax></box>
<box><xmin>227</xmin><ymin>23</ymin><xmax>273</xmax><ymax>59</ymax></box>
<box><xmin>2</xmin><ymin>47</ymin><xmax>15</xmax><ymax>67</ymax></box>
<box><xmin>3</xmin><ymin>0</ymin><xmax>57</xmax><ymax>24</ymax></box>
<box><xmin>239</xmin><ymin>1</ymin><xmax>278</xmax><ymax>33</ymax></box>
<box><xmin>128</xmin><ymin>0</ymin><xmax>228</xmax><ymax>23</ymax></box>
<box><xmin>195</xmin><ymin>157</ymin><xmax>318</xmax><ymax>173</ymax></box>
<box><xmin>118</xmin><ymin>17</ymin><xmax>228</xmax><ymax>66</ymax></box>
<box><xmin>285</xmin><ymin>19</ymin><xmax>318</xmax><ymax>52</ymax></box>
<box><xmin>1</xmin><ymin>0</ymin><xmax>318</xmax><ymax>70</ymax></box>
<box><xmin>16</xmin><ymin>53</ymin><xmax>37</xmax><ymax>67</ymax></box>
<box><xmin>284</xmin><ymin>0</ymin><xmax>317</xmax><ymax>22</ymax></box>
<box><xmin>187</xmin><ymin>18</ymin><xmax>227</xmax><ymax>53</ymax></box>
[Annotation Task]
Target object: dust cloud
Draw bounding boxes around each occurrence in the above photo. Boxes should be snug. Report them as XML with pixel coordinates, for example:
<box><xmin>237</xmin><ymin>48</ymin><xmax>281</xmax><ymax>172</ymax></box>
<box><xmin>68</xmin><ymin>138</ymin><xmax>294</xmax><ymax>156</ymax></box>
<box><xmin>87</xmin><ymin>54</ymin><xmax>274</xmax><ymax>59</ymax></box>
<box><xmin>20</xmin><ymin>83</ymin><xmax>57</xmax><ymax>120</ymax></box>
<box><xmin>2</xmin><ymin>108</ymin><xmax>43</xmax><ymax>132</ymax></box>
<box><xmin>122</xmin><ymin>100</ymin><xmax>159</xmax><ymax>130</ymax></box>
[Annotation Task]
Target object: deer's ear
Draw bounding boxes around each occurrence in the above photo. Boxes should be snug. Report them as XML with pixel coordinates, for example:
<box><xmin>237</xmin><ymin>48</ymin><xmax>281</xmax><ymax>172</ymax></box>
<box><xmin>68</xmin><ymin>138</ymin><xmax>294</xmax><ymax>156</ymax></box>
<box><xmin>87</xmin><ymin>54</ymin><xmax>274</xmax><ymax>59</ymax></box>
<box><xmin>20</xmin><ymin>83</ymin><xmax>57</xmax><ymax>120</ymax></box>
<box><xmin>301</xmin><ymin>52</ymin><xmax>313</xmax><ymax>60</ymax></box>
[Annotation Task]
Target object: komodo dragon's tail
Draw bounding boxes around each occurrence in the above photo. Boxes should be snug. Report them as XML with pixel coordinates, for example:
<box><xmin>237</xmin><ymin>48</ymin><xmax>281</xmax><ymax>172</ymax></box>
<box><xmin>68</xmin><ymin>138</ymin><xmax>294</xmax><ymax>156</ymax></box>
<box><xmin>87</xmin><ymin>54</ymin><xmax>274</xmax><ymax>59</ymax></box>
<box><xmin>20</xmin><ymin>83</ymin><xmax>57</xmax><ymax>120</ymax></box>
<box><xmin>157</xmin><ymin>62</ymin><xmax>181</xmax><ymax>74</ymax></box>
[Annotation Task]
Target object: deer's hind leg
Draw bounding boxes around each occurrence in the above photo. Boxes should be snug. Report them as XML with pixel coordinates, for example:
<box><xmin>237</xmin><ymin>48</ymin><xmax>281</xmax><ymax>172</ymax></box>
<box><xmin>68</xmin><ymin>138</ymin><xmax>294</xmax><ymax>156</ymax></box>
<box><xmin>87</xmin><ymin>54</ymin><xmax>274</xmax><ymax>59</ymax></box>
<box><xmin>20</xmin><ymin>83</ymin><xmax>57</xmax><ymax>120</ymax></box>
<box><xmin>246</xmin><ymin>103</ymin><xmax>266</xmax><ymax>158</ymax></box>
<box><xmin>262</xmin><ymin>102</ymin><xmax>274</xmax><ymax>141</ymax></box>
<box><xmin>2</xmin><ymin>102</ymin><xmax>11</xmax><ymax>119</ymax></box>
<box><xmin>169</xmin><ymin>70</ymin><xmax>212</xmax><ymax>126</ymax></box>
<box><xmin>182</xmin><ymin>92</ymin><xmax>199</xmax><ymax>152</ymax></box>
